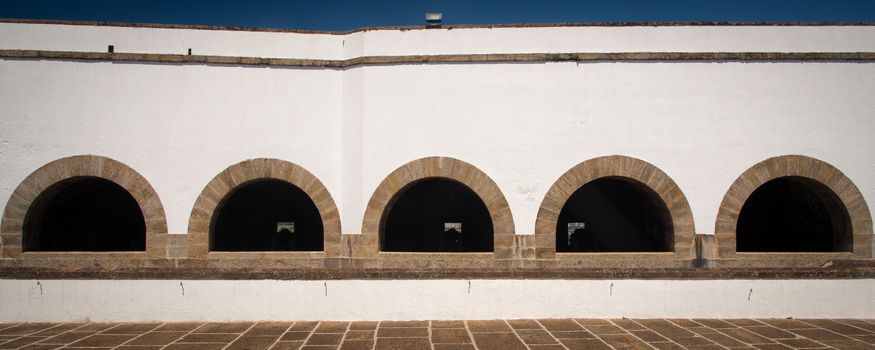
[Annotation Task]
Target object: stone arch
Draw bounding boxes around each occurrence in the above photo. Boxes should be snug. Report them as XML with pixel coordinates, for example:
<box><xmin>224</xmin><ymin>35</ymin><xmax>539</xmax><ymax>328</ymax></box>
<box><xmin>360</xmin><ymin>157</ymin><xmax>515</xmax><ymax>258</ymax></box>
<box><xmin>0</xmin><ymin>155</ymin><xmax>167</xmax><ymax>258</ymax></box>
<box><xmin>188</xmin><ymin>158</ymin><xmax>341</xmax><ymax>257</ymax></box>
<box><xmin>535</xmin><ymin>155</ymin><xmax>695</xmax><ymax>260</ymax></box>
<box><xmin>715</xmin><ymin>155</ymin><xmax>872</xmax><ymax>258</ymax></box>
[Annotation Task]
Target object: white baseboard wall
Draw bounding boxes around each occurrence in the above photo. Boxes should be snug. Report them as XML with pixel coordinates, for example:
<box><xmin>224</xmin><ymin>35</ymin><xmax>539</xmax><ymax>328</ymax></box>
<box><xmin>1</xmin><ymin>279</ymin><xmax>873</xmax><ymax>322</ymax></box>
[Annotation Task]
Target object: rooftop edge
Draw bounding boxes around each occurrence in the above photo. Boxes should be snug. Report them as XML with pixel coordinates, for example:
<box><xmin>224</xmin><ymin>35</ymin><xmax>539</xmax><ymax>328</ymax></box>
<box><xmin>2</xmin><ymin>18</ymin><xmax>875</xmax><ymax>35</ymax></box>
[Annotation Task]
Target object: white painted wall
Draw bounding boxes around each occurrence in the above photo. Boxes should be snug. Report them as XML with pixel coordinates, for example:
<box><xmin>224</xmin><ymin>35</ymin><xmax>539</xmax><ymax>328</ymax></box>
<box><xmin>4</xmin><ymin>23</ymin><xmax>875</xmax><ymax>59</ymax></box>
<box><xmin>0</xmin><ymin>23</ymin><xmax>345</xmax><ymax>59</ymax></box>
<box><xmin>2</xmin><ymin>279</ymin><xmax>873</xmax><ymax>321</ymax></box>
<box><xmin>1</xmin><ymin>23</ymin><xmax>874</xmax><ymax>236</ymax></box>
<box><xmin>358</xmin><ymin>62</ymin><xmax>875</xmax><ymax>234</ymax></box>
<box><xmin>0</xmin><ymin>59</ymin><xmax>343</xmax><ymax>235</ymax></box>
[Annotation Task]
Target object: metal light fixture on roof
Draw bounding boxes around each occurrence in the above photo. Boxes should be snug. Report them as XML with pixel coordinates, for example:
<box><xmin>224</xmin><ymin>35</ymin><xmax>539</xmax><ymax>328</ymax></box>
<box><xmin>426</xmin><ymin>13</ymin><xmax>442</xmax><ymax>27</ymax></box>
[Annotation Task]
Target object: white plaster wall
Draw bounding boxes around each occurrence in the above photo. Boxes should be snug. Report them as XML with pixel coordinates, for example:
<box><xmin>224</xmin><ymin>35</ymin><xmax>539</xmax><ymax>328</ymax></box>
<box><xmin>1</xmin><ymin>23</ymin><xmax>874</xmax><ymax>236</ymax></box>
<box><xmin>357</xmin><ymin>26</ymin><xmax>875</xmax><ymax>56</ymax></box>
<box><xmin>0</xmin><ymin>59</ymin><xmax>343</xmax><ymax>235</ymax></box>
<box><xmin>357</xmin><ymin>62</ymin><xmax>875</xmax><ymax>235</ymax></box>
<box><xmin>4</xmin><ymin>23</ymin><xmax>875</xmax><ymax>60</ymax></box>
<box><xmin>0</xmin><ymin>23</ymin><xmax>344</xmax><ymax>59</ymax></box>
<box><xmin>1</xmin><ymin>279</ymin><xmax>873</xmax><ymax>321</ymax></box>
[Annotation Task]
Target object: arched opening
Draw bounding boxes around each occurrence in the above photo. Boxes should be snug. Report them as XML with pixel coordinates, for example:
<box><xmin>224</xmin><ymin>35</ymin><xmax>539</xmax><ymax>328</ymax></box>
<box><xmin>23</xmin><ymin>176</ymin><xmax>146</xmax><ymax>251</ymax></box>
<box><xmin>556</xmin><ymin>177</ymin><xmax>673</xmax><ymax>252</ymax></box>
<box><xmin>381</xmin><ymin>178</ymin><xmax>493</xmax><ymax>252</ymax></box>
<box><xmin>210</xmin><ymin>179</ymin><xmax>323</xmax><ymax>251</ymax></box>
<box><xmin>737</xmin><ymin>176</ymin><xmax>852</xmax><ymax>252</ymax></box>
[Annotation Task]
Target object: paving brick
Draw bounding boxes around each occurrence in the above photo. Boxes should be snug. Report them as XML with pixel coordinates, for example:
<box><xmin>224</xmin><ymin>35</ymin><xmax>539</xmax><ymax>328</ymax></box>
<box><xmin>599</xmin><ymin>334</ymin><xmax>653</xmax><ymax>349</ymax></box>
<box><xmin>612</xmin><ymin>319</ymin><xmax>646</xmax><ymax>331</ymax></box>
<box><xmin>18</xmin><ymin>344</ymin><xmax>64</xmax><ymax>350</ymax></box>
<box><xmin>280</xmin><ymin>332</ymin><xmax>311</xmax><ymax>341</ymax></box>
<box><xmin>700</xmin><ymin>332</ymin><xmax>749</xmax><ymax>347</ymax></box>
<box><xmin>649</xmin><ymin>341</ymin><xmax>687</xmax><ymax>350</ymax></box>
<box><xmin>791</xmin><ymin>328</ymin><xmax>852</xmax><ymax>341</ymax></box>
<box><xmin>39</xmin><ymin>331</ymin><xmax>94</xmax><ymax>344</ymax></box>
<box><xmin>720</xmin><ymin>327</ymin><xmax>776</xmax><ymax>344</ymax></box>
<box><xmin>433</xmin><ymin>344</ymin><xmax>476</xmax><ymax>350</ymax></box>
<box><xmin>539</xmin><ymin>319</ymin><xmax>583</xmax><ymax>331</ymax></box>
<box><xmin>69</xmin><ymin>334</ymin><xmax>136</xmax><ymax>347</ymax></box>
<box><xmin>269</xmin><ymin>341</ymin><xmax>303</xmax><ymax>350</ymax></box>
<box><xmin>692</xmin><ymin>319</ymin><xmax>736</xmax><ymax>329</ymax></box>
<box><xmin>669</xmin><ymin>319</ymin><xmax>702</xmax><ymax>327</ymax></box>
<box><xmin>466</xmin><ymin>320</ymin><xmax>511</xmax><ymax>333</ymax></box>
<box><xmin>527</xmin><ymin>346</ymin><xmax>566</xmax><ymax>350</ymax></box>
<box><xmin>344</xmin><ymin>330</ymin><xmax>374</xmax><ymax>340</ymax></box>
<box><xmin>226</xmin><ymin>336</ymin><xmax>280</xmax><ymax>350</ymax></box>
<box><xmin>551</xmin><ymin>330</ymin><xmax>595</xmax><ymax>339</ymax></box>
<box><xmin>752</xmin><ymin>344</ymin><xmax>795</xmax><ymax>350</ymax></box>
<box><xmin>288</xmin><ymin>322</ymin><xmax>318</xmax><ymax>332</ymax></box>
<box><xmin>340</xmin><ymin>339</ymin><xmax>373</xmax><ymax>350</ymax></box>
<box><xmin>377</xmin><ymin>327</ymin><xmax>428</xmax><ymax>338</ymax></box>
<box><xmin>839</xmin><ymin>320</ymin><xmax>875</xmax><ymax>333</ymax></box>
<box><xmin>586</xmin><ymin>324</ymin><xmax>627</xmax><ymax>334</ymax></box>
<box><xmin>178</xmin><ymin>333</ymin><xmax>240</xmax><ymax>343</ymax></box>
<box><xmin>431</xmin><ymin>320</ymin><xmax>466</xmax><ymax>328</ymax></box>
<box><xmin>165</xmin><ymin>344</ymin><xmax>225</xmax><ymax>350</ymax></box>
<box><xmin>575</xmin><ymin>319</ymin><xmax>612</xmax><ymax>326</ymax></box>
<box><xmin>686</xmin><ymin>326</ymin><xmax>721</xmax><ymax>335</ymax></box>
<box><xmin>126</xmin><ymin>331</ymin><xmax>186</xmax><ymax>346</ymax></box>
<box><xmin>7</xmin><ymin>319</ymin><xmax>874</xmax><ymax>350</ymax></box>
<box><xmin>0</xmin><ymin>324</ymin><xmax>56</xmax><ymax>336</ymax></box>
<box><xmin>630</xmin><ymin>329</ymin><xmax>668</xmax><ymax>342</ymax></box>
<box><xmin>744</xmin><ymin>326</ymin><xmax>798</xmax><ymax>339</ymax></box>
<box><xmin>726</xmin><ymin>319</ymin><xmax>766</xmax><ymax>327</ymax></box>
<box><xmin>154</xmin><ymin>323</ymin><xmax>205</xmax><ymax>332</ymax></box>
<box><xmin>672</xmin><ymin>336</ymin><xmax>717</xmax><ymax>346</ymax></box>
<box><xmin>103</xmin><ymin>323</ymin><xmax>161</xmax><ymax>334</ymax></box>
<box><xmin>0</xmin><ymin>337</ymin><xmax>45</xmax><ymax>349</ymax></box>
<box><xmin>560</xmin><ymin>338</ymin><xmax>613</xmax><ymax>350</ymax></box>
<box><xmin>802</xmin><ymin>320</ymin><xmax>873</xmax><ymax>336</ymax></box>
<box><xmin>471</xmin><ymin>332</ymin><xmax>526</xmax><ymax>350</ymax></box>
<box><xmin>516</xmin><ymin>329</ymin><xmax>557</xmax><ymax>344</ymax></box>
<box><xmin>758</xmin><ymin>319</ymin><xmax>817</xmax><ymax>330</ymax></box>
<box><xmin>821</xmin><ymin>340</ymin><xmax>875</xmax><ymax>350</ymax></box>
<box><xmin>304</xmin><ymin>333</ymin><xmax>342</xmax><ymax>346</ymax></box>
<box><xmin>637</xmin><ymin>319</ymin><xmax>696</xmax><ymax>339</ymax></box>
<box><xmin>348</xmin><ymin>321</ymin><xmax>378</xmax><ymax>330</ymax></box>
<box><xmin>246</xmin><ymin>322</ymin><xmax>292</xmax><ymax>336</ymax></box>
<box><xmin>374</xmin><ymin>337</ymin><xmax>431</xmax><ymax>349</ymax></box>
<box><xmin>194</xmin><ymin>322</ymin><xmax>253</xmax><ymax>333</ymax></box>
<box><xmin>30</xmin><ymin>324</ymin><xmax>84</xmax><ymax>336</ymax></box>
<box><xmin>431</xmin><ymin>328</ymin><xmax>471</xmax><ymax>343</ymax></box>
<box><xmin>507</xmin><ymin>319</ymin><xmax>541</xmax><ymax>330</ymax></box>
<box><xmin>313</xmin><ymin>322</ymin><xmax>348</xmax><ymax>333</ymax></box>
<box><xmin>380</xmin><ymin>320</ymin><xmax>428</xmax><ymax>328</ymax></box>
<box><xmin>776</xmin><ymin>337</ymin><xmax>829</xmax><ymax>348</ymax></box>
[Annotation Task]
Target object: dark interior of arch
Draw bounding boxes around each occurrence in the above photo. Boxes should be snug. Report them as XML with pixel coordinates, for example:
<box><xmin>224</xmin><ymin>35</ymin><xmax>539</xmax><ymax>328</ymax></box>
<box><xmin>737</xmin><ymin>176</ymin><xmax>852</xmax><ymax>252</ymax></box>
<box><xmin>556</xmin><ymin>177</ymin><xmax>673</xmax><ymax>252</ymax></box>
<box><xmin>382</xmin><ymin>178</ymin><xmax>493</xmax><ymax>252</ymax></box>
<box><xmin>211</xmin><ymin>179</ymin><xmax>323</xmax><ymax>251</ymax></box>
<box><xmin>23</xmin><ymin>177</ymin><xmax>146</xmax><ymax>251</ymax></box>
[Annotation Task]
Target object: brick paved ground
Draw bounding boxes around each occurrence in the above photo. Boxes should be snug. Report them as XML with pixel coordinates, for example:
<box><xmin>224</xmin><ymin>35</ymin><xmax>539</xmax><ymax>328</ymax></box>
<box><xmin>1</xmin><ymin>319</ymin><xmax>875</xmax><ymax>350</ymax></box>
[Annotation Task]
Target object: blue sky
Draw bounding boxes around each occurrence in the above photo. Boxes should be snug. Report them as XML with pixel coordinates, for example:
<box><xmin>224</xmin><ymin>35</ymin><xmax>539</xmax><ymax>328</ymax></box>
<box><xmin>1</xmin><ymin>0</ymin><xmax>874</xmax><ymax>31</ymax></box>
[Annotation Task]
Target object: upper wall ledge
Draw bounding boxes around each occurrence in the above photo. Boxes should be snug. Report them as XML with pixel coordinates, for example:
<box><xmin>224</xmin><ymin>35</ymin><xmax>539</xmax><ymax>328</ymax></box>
<box><xmin>3</xmin><ymin>18</ymin><xmax>875</xmax><ymax>34</ymax></box>
<box><xmin>3</xmin><ymin>19</ymin><xmax>875</xmax><ymax>60</ymax></box>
